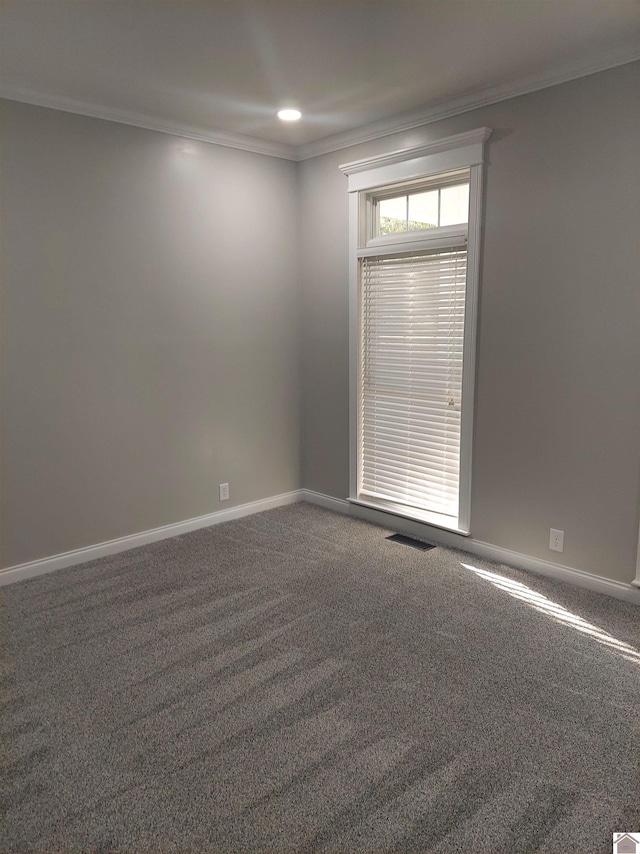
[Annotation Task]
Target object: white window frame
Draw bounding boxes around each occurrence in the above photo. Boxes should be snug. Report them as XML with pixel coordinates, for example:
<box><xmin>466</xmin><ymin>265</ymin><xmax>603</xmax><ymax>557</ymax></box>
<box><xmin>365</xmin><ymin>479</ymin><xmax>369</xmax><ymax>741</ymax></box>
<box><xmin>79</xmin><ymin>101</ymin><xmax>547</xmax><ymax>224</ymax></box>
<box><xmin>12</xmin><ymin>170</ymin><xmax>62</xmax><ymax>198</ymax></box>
<box><xmin>340</xmin><ymin>128</ymin><xmax>492</xmax><ymax>535</ymax></box>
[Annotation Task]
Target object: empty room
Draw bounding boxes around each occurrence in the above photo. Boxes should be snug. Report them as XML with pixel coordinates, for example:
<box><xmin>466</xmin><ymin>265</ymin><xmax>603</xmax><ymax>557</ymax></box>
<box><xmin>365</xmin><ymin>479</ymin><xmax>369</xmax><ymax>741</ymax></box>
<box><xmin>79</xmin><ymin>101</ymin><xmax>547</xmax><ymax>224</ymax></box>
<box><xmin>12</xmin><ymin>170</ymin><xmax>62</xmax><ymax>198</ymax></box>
<box><xmin>1</xmin><ymin>1</ymin><xmax>639</xmax><ymax>852</ymax></box>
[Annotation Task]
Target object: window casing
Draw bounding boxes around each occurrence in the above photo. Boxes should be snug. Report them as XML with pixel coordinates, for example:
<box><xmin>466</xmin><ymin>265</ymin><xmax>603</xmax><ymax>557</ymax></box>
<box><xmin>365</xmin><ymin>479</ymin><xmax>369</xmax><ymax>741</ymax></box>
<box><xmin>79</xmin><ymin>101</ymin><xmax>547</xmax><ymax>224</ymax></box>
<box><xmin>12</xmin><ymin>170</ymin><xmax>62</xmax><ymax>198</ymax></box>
<box><xmin>340</xmin><ymin>128</ymin><xmax>491</xmax><ymax>534</ymax></box>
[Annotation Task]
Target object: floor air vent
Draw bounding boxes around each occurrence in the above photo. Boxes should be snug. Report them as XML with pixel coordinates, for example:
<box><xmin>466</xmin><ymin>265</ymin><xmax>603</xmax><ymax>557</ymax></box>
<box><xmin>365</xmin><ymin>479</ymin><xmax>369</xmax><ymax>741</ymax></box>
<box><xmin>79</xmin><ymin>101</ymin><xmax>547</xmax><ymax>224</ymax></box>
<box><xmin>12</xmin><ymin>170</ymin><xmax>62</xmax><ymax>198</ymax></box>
<box><xmin>386</xmin><ymin>533</ymin><xmax>436</xmax><ymax>551</ymax></box>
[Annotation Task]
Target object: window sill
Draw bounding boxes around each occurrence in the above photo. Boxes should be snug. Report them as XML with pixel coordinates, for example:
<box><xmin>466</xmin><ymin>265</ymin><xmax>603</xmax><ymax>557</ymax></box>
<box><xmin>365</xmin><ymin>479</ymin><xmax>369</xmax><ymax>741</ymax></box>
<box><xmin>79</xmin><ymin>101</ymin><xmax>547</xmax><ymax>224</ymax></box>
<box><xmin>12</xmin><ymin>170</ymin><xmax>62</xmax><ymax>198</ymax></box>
<box><xmin>349</xmin><ymin>496</ymin><xmax>470</xmax><ymax>537</ymax></box>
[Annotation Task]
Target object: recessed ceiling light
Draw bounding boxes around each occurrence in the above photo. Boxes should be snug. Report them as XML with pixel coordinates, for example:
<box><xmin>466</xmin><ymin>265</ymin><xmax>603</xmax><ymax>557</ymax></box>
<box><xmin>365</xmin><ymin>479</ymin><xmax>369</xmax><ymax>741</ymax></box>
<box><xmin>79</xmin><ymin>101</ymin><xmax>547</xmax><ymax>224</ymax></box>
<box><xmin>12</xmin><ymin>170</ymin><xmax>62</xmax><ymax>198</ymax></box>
<box><xmin>277</xmin><ymin>108</ymin><xmax>302</xmax><ymax>122</ymax></box>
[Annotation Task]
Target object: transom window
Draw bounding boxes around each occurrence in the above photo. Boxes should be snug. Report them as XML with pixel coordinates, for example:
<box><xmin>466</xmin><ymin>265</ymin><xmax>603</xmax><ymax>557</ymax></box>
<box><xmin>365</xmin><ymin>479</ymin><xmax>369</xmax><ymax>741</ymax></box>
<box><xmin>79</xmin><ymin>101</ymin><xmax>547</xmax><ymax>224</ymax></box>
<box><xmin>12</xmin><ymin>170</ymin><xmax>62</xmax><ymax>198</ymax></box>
<box><xmin>375</xmin><ymin>177</ymin><xmax>470</xmax><ymax>236</ymax></box>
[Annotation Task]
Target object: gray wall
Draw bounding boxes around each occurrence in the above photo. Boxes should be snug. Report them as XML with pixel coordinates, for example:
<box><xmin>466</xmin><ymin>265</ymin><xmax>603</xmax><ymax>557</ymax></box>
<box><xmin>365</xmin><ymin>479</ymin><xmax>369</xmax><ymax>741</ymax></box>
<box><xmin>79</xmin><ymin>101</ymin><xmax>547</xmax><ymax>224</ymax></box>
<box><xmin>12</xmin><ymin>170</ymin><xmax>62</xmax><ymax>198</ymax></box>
<box><xmin>299</xmin><ymin>62</ymin><xmax>640</xmax><ymax>584</ymax></box>
<box><xmin>1</xmin><ymin>101</ymin><xmax>301</xmax><ymax>567</ymax></box>
<box><xmin>2</xmin><ymin>64</ymin><xmax>639</xmax><ymax>586</ymax></box>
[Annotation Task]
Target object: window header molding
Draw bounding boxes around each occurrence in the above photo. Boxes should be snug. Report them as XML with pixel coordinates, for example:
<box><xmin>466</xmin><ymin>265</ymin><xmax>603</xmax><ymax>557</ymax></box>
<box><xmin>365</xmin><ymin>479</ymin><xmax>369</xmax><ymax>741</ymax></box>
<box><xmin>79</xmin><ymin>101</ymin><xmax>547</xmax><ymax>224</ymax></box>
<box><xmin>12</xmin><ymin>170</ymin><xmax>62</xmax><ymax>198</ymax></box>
<box><xmin>340</xmin><ymin>127</ymin><xmax>492</xmax><ymax>193</ymax></box>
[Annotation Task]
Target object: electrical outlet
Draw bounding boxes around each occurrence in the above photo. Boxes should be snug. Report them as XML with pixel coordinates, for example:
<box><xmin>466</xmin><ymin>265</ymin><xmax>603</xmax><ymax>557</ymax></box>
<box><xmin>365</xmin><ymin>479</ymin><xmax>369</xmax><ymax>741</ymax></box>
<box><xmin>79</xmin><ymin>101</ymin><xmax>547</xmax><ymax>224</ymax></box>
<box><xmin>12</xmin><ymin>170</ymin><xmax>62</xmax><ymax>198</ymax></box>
<box><xmin>549</xmin><ymin>528</ymin><xmax>564</xmax><ymax>552</ymax></box>
<box><xmin>219</xmin><ymin>483</ymin><xmax>230</xmax><ymax>501</ymax></box>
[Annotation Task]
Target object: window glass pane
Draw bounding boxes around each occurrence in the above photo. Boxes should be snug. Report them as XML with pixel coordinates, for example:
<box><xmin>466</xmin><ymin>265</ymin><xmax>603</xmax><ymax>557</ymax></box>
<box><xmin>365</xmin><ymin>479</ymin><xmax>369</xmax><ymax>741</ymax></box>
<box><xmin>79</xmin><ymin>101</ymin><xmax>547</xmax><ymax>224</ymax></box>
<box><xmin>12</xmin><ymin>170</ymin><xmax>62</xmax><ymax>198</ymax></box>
<box><xmin>440</xmin><ymin>184</ymin><xmax>469</xmax><ymax>226</ymax></box>
<box><xmin>378</xmin><ymin>196</ymin><xmax>407</xmax><ymax>234</ymax></box>
<box><xmin>408</xmin><ymin>190</ymin><xmax>438</xmax><ymax>230</ymax></box>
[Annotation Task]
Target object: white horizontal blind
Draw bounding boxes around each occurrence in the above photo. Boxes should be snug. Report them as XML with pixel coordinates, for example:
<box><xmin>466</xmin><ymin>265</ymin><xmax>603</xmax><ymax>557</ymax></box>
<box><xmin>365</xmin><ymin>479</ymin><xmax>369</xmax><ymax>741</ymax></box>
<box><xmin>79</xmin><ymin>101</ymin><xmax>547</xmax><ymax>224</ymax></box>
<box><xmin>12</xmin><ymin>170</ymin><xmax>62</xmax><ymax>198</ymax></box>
<box><xmin>360</xmin><ymin>246</ymin><xmax>467</xmax><ymax>518</ymax></box>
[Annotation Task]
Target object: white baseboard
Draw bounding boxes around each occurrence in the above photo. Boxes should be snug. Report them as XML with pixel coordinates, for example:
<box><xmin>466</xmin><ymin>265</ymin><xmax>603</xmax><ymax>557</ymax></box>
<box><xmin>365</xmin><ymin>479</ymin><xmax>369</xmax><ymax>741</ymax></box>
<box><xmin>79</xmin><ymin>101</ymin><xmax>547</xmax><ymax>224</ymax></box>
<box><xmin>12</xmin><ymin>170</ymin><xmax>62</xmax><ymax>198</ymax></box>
<box><xmin>3</xmin><ymin>487</ymin><xmax>638</xmax><ymax>605</ymax></box>
<box><xmin>0</xmin><ymin>490</ymin><xmax>304</xmax><ymax>587</ymax></box>
<box><xmin>345</xmin><ymin>498</ymin><xmax>639</xmax><ymax>605</ymax></box>
<box><xmin>469</xmin><ymin>539</ymin><xmax>639</xmax><ymax>605</ymax></box>
<box><xmin>299</xmin><ymin>489</ymin><xmax>350</xmax><ymax>513</ymax></box>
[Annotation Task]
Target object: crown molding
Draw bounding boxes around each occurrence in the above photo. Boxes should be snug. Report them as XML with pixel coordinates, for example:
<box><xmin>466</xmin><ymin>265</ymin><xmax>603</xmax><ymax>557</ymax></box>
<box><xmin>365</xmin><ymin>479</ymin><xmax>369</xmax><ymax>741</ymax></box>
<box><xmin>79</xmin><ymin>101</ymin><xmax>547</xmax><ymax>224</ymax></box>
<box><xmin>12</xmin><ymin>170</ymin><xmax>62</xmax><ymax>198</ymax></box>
<box><xmin>2</xmin><ymin>49</ymin><xmax>638</xmax><ymax>164</ymax></box>
<box><xmin>294</xmin><ymin>48</ymin><xmax>640</xmax><ymax>161</ymax></box>
<box><xmin>0</xmin><ymin>85</ymin><xmax>297</xmax><ymax>161</ymax></box>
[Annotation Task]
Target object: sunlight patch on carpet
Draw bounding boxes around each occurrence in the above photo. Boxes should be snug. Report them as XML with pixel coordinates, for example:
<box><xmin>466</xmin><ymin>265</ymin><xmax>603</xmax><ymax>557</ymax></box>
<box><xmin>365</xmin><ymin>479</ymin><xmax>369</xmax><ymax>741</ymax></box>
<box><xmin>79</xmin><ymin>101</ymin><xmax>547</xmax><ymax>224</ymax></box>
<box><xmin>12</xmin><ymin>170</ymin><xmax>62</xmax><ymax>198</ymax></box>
<box><xmin>460</xmin><ymin>562</ymin><xmax>640</xmax><ymax>665</ymax></box>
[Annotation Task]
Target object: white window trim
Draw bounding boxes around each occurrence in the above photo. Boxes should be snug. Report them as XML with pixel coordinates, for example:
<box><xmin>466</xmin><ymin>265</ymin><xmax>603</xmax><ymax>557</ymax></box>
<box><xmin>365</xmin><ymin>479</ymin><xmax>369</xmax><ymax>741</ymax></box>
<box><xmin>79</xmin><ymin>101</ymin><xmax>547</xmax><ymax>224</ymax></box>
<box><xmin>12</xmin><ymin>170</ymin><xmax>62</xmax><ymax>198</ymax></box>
<box><xmin>340</xmin><ymin>127</ymin><xmax>492</xmax><ymax>536</ymax></box>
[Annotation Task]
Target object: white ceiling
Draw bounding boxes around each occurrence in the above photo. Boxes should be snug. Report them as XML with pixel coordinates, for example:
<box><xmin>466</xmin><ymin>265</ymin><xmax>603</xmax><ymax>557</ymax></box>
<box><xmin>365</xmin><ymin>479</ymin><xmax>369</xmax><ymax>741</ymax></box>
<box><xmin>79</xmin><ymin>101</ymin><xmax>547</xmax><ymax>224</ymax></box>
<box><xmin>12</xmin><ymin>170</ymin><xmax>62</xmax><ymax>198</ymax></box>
<box><xmin>2</xmin><ymin>0</ymin><xmax>639</xmax><ymax>159</ymax></box>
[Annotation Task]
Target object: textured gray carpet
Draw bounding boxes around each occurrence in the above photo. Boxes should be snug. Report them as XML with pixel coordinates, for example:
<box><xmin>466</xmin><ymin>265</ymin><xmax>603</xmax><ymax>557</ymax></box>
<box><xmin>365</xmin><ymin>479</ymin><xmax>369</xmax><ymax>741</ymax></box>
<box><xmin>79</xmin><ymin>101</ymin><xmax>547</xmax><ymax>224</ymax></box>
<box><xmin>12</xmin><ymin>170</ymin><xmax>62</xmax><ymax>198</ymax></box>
<box><xmin>1</xmin><ymin>502</ymin><xmax>638</xmax><ymax>853</ymax></box>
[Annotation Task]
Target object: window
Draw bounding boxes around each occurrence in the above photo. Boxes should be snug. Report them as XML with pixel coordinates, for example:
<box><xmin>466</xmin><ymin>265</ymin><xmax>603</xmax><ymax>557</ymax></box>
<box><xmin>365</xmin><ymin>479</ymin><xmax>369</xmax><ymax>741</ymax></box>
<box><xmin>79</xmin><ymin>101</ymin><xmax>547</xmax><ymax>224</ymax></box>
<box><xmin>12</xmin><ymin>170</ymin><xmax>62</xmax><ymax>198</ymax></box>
<box><xmin>341</xmin><ymin>128</ymin><xmax>491</xmax><ymax>534</ymax></box>
<box><xmin>375</xmin><ymin>179</ymin><xmax>470</xmax><ymax>236</ymax></box>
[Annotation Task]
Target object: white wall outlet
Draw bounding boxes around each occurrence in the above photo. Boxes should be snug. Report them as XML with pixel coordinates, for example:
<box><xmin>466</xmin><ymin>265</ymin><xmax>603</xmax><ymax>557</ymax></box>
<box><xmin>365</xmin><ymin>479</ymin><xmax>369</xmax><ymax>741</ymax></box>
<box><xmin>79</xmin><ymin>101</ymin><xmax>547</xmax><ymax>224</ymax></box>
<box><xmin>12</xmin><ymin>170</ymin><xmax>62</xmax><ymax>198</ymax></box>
<box><xmin>549</xmin><ymin>528</ymin><xmax>564</xmax><ymax>552</ymax></box>
<box><xmin>219</xmin><ymin>483</ymin><xmax>230</xmax><ymax>501</ymax></box>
